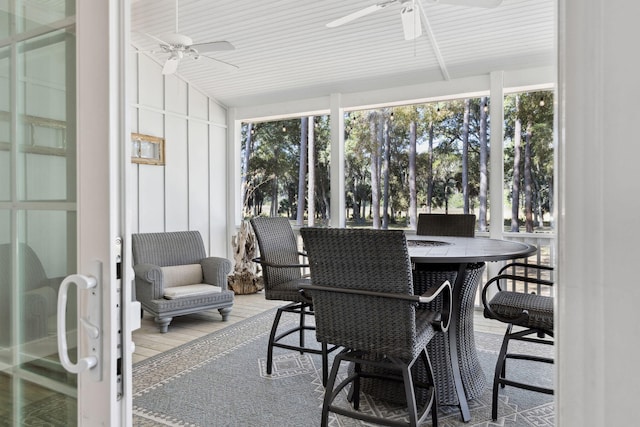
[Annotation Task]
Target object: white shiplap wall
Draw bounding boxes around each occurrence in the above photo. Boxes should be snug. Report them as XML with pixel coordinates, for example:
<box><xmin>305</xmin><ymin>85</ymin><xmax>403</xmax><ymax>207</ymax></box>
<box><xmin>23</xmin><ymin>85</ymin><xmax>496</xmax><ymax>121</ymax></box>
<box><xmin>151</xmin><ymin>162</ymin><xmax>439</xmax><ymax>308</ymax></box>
<box><xmin>131</xmin><ymin>53</ymin><xmax>229</xmax><ymax>258</ymax></box>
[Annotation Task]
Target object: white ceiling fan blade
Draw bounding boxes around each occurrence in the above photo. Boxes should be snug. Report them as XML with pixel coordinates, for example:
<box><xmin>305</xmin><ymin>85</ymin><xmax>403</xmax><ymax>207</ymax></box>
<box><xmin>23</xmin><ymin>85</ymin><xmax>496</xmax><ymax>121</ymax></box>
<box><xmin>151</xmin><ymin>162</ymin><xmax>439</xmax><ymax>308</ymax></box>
<box><xmin>423</xmin><ymin>0</ymin><xmax>502</xmax><ymax>8</ymax></box>
<box><xmin>141</xmin><ymin>32</ymin><xmax>171</xmax><ymax>46</ymax></box>
<box><xmin>200</xmin><ymin>55</ymin><xmax>240</xmax><ymax>71</ymax></box>
<box><xmin>162</xmin><ymin>57</ymin><xmax>181</xmax><ymax>75</ymax></box>
<box><xmin>191</xmin><ymin>41</ymin><xmax>235</xmax><ymax>53</ymax></box>
<box><xmin>326</xmin><ymin>0</ymin><xmax>398</xmax><ymax>28</ymax></box>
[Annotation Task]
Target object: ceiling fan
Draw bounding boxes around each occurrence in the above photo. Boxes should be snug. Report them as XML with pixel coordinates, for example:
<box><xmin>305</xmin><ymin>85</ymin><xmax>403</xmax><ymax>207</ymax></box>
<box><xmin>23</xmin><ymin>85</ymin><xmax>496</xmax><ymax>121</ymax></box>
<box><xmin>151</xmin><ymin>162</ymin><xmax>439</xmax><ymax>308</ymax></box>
<box><xmin>143</xmin><ymin>0</ymin><xmax>237</xmax><ymax>75</ymax></box>
<box><xmin>327</xmin><ymin>0</ymin><xmax>503</xmax><ymax>41</ymax></box>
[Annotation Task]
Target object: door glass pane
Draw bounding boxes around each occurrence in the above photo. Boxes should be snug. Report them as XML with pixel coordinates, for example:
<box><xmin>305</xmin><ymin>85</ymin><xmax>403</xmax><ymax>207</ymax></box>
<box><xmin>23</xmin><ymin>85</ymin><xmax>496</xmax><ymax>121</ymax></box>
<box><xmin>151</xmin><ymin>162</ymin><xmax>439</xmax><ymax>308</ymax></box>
<box><xmin>15</xmin><ymin>0</ymin><xmax>75</xmax><ymax>34</ymax></box>
<box><xmin>0</xmin><ymin>210</ymin><xmax>77</xmax><ymax>424</ymax></box>
<box><xmin>0</xmin><ymin>46</ymin><xmax>8</xmax><ymax>202</ymax></box>
<box><xmin>17</xmin><ymin>30</ymin><xmax>75</xmax><ymax>202</ymax></box>
<box><xmin>0</xmin><ymin>2</ymin><xmax>77</xmax><ymax>424</ymax></box>
<box><xmin>0</xmin><ymin>0</ymin><xmax>8</xmax><ymax>39</ymax></box>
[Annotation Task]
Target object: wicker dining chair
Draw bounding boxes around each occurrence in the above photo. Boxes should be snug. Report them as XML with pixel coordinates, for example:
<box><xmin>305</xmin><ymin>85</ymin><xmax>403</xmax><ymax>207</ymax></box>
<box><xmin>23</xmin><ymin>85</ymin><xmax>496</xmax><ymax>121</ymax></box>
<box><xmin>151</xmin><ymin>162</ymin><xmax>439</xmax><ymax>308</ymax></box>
<box><xmin>481</xmin><ymin>262</ymin><xmax>554</xmax><ymax>420</ymax></box>
<box><xmin>416</xmin><ymin>213</ymin><xmax>476</xmax><ymax>237</ymax></box>
<box><xmin>250</xmin><ymin>217</ymin><xmax>337</xmax><ymax>386</ymax></box>
<box><xmin>300</xmin><ymin>227</ymin><xmax>452</xmax><ymax>427</ymax></box>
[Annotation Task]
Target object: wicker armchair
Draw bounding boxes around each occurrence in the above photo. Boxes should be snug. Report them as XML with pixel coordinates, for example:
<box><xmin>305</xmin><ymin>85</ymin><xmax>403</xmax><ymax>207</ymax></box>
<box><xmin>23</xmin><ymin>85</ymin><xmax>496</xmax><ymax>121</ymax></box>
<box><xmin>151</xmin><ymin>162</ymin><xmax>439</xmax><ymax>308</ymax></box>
<box><xmin>131</xmin><ymin>231</ymin><xmax>234</xmax><ymax>333</ymax></box>
<box><xmin>481</xmin><ymin>262</ymin><xmax>554</xmax><ymax>420</ymax></box>
<box><xmin>416</xmin><ymin>213</ymin><xmax>476</xmax><ymax>237</ymax></box>
<box><xmin>300</xmin><ymin>227</ymin><xmax>452</xmax><ymax>427</ymax></box>
<box><xmin>0</xmin><ymin>243</ymin><xmax>64</xmax><ymax>346</ymax></box>
<box><xmin>250</xmin><ymin>217</ymin><xmax>337</xmax><ymax>386</ymax></box>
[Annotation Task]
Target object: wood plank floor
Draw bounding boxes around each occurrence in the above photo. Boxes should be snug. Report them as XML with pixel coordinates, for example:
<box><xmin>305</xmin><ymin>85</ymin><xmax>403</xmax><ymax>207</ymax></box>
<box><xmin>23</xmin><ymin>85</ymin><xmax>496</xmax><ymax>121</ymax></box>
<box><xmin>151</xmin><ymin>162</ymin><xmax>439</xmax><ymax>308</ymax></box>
<box><xmin>132</xmin><ymin>292</ymin><xmax>506</xmax><ymax>364</ymax></box>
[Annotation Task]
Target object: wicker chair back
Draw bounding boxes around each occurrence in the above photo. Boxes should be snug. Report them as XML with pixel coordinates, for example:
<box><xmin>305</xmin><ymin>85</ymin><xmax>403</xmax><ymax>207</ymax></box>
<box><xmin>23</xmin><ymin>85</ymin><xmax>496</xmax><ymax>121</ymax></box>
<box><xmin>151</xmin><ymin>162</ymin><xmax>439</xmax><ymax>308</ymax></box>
<box><xmin>301</xmin><ymin>227</ymin><xmax>426</xmax><ymax>360</ymax></box>
<box><xmin>250</xmin><ymin>217</ymin><xmax>304</xmax><ymax>292</ymax></box>
<box><xmin>416</xmin><ymin>213</ymin><xmax>476</xmax><ymax>237</ymax></box>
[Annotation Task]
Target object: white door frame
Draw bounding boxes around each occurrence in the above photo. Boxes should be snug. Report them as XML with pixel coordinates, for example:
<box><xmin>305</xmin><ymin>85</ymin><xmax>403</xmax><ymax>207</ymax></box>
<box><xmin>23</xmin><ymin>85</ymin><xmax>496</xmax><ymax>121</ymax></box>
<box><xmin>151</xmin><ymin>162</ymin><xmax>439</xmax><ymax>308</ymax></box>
<box><xmin>75</xmin><ymin>1</ymin><xmax>134</xmax><ymax>424</ymax></box>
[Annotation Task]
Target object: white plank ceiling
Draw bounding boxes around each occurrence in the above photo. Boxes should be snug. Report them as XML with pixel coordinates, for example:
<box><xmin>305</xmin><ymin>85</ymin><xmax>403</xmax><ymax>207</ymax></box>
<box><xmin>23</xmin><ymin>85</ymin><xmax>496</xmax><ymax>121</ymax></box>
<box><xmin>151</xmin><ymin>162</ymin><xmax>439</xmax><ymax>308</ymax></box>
<box><xmin>131</xmin><ymin>0</ymin><xmax>555</xmax><ymax>108</ymax></box>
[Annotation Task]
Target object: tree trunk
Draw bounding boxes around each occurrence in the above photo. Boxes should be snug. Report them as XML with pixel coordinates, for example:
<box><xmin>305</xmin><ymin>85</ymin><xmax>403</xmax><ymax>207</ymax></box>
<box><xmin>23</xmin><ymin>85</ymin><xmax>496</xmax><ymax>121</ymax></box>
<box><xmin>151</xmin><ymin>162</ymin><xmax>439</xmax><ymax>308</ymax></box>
<box><xmin>270</xmin><ymin>177</ymin><xmax>278</xmax><ymax>217</ymax></box>
<box><xmin>524</xmin><ymin>123</ymin><xmax>534</xmax><ymax>232</ymax></box>
<box><xmin>427</xmin><ymin>122</ymin><xmax>434</xmax><ymax>213</ymax></box>
<box><xmin>408</xmin><ymin>120</ymin><xmax>417</xmax><ymax>229</ymax></box>
<box><xmin>511</xmin><ymin>95</ymin><xmax>522</xmax><ymax>232</ymax></box>
<box><xmin>382</xmin><ymin>114</ymin><xmax>390</xmax><ymax>229</ymax></box>
<box><xmin>444</xmin><ymin>181</ymin><xmax>449</xmax><ymax>214</ymax></box>
<box><xmin>307</xmin><ymin>116</ymin><xmax>315</xmax><ymax>226</ymax></box>
<box><xmin>296</xmin><ymin>118</ymin><xmax>308</xmax><ymax>225</ymax></box>
<box><xmin>462</xmin><ymin>99</ymin><xmax>470</xmax><ymax>214</ymax></box>
<box><xmin>352</xmin><ymin>176</ymin><xmax>360</xmax><ymax>222</ymax></box>
<box><xmin>241</xmin><ymin>123</ymin><xmax>253</xmax><ymax>216</ymax></box>
<box><xmin>370</xmin><ymin>112</ymin><xmax>381</xmax><ymax>228</ymax></box>
<box><xmin>479</xmin><ymin>97</ymin><xmax>488</xmax><ymax>231</ymax></box>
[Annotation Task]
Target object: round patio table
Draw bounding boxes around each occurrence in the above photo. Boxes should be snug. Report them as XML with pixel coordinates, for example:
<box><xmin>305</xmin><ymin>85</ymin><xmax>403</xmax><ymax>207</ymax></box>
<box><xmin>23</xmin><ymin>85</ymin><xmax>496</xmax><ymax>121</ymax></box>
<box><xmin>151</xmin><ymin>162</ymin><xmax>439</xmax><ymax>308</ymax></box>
<box><xmin>360</xmin><ymin>235</ymin><xmax>537</xmax><ymax>422</ymax></box>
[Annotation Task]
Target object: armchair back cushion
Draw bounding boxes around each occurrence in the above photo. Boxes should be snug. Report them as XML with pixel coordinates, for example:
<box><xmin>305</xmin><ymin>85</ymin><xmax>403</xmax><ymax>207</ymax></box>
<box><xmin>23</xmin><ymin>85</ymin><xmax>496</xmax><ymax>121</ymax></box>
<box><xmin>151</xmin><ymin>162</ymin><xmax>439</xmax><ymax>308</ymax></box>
<box><xmin>161</xmin><ymin>264</ymin><xmax>203</xmax><ymax>287</ymax></box>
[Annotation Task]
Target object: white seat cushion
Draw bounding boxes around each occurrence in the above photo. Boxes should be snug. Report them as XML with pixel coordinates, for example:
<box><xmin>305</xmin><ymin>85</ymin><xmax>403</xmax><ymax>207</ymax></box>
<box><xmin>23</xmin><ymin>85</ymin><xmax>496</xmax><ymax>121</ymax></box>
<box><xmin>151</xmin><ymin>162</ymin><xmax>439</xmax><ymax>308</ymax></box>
<box><xmin>161</xmin><ymin>264</ymin><xmax>221</xmax><ymax>299</ymax></box>
<box><xmin>164</xmin><ymin>284</ymin><xmax>222</xmax><ymax>299</ymax></box>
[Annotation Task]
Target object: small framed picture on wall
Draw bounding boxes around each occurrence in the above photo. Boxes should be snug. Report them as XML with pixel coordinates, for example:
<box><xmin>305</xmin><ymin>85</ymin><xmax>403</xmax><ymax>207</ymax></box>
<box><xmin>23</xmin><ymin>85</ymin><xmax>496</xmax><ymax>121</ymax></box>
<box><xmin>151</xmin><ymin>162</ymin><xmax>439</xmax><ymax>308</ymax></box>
<box><xmin>131</xmin><ymin>133</ymin><xmax>165</xmax><ymax>165</ymax></box>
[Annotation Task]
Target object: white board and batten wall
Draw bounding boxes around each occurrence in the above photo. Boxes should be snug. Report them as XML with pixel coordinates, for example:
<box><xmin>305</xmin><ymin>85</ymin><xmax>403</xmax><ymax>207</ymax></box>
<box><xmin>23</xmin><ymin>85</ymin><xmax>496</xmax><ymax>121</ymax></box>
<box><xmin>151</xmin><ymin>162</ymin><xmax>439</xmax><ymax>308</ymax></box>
<box><xmin>130</xmin><ymin>53</ymin><xmax>229</xmax><ymax>258</ymax></box>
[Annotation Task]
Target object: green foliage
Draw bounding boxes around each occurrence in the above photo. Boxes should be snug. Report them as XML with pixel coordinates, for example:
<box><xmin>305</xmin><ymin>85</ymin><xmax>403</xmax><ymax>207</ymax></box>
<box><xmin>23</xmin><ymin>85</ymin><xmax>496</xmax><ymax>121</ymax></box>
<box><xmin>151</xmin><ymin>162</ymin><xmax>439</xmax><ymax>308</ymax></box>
<box><xmin>241</xmin><ymin>116</ymin><xmax>331</xmax><ymax>220</ymax></box>
<box><xmin>504</xmin><ymin>91</ymin><xmax>555</xmax><ymax>227</ymax></box>
<box><xmin>242</xmin><ymin>90</ymin><xmax>554</xmax><ymax>232</ymax></box>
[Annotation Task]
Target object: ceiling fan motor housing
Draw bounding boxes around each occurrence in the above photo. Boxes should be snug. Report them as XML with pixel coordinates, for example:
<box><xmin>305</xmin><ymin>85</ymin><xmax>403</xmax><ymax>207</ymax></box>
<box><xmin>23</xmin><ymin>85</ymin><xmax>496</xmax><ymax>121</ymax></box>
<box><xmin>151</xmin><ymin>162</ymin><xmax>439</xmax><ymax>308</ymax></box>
<box><xmin>161</xmin><ymin>33</ymin><xmax>194</xmax><ymax>48</ymax></box>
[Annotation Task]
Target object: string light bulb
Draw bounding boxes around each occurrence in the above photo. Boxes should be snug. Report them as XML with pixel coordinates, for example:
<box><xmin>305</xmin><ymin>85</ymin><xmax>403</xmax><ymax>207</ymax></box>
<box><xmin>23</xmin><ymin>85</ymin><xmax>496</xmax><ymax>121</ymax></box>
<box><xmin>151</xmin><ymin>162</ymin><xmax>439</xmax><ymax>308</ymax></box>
<box><xmin>483</xmin><ymin>102</ymin><xmax>489</xmax><ymax>113</ymax></box>
<box><xmin>539</xmin><ymin>97</ymin><xmax>545</xmax><ymax>107</ymax></box>
<box><xmin>282</xmin><ymin>125</ymin><xmax>286</xmax><ymax>132</ymax></box>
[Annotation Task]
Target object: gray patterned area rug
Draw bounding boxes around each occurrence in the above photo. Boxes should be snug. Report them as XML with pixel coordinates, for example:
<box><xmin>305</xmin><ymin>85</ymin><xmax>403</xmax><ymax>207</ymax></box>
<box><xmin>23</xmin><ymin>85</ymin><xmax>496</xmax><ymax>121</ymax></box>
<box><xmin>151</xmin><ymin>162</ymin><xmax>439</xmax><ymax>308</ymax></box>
<box><xmin>133</xmin><ymin>309</ymin><xmax>554</xmax><ymax>427</ymax></box>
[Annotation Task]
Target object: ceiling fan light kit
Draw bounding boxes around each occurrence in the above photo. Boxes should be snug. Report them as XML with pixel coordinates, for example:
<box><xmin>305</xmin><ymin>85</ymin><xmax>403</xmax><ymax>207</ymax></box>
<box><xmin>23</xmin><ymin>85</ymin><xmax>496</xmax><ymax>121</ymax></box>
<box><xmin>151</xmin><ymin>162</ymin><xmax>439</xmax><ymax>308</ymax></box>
<box><xmin>162</xmin><ymin>55</ymin><xmax>181</xmax><ymax>75</ymax></box>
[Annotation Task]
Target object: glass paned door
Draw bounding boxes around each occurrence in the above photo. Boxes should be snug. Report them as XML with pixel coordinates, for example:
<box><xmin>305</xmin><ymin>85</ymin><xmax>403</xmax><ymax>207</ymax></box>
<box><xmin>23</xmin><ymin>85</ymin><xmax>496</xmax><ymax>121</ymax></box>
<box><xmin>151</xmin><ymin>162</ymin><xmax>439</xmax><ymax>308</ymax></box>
<box><xmin>0</xmin><ymin>1</ymin><xmax>131</xmax><ymax>425</ymax></box>
<box><xmin>0</xmin><ymin>2</ymin><xmax>79</xmax><ymax>424</ymax></box>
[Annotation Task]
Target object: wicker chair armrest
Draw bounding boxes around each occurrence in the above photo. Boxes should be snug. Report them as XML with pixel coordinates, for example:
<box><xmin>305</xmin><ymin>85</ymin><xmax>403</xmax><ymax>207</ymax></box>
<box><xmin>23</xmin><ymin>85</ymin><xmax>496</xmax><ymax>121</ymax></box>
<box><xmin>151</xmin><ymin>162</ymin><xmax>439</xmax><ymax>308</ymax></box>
<box><xmin>484</xmin><ymin>273</ymin><xmax>554</xmax><ymax>294</ymax></box>
<box><xmin>498</xmin><ymin>262</ymin><xmax>554</xmax><ymax>275</ymax></box>
<box><xmin>133</xmin><ymin>263</ymin><xmax>164</xmax><ymax>300</ymax></box>
<box><xmin>201</xmin><ymin>257</ymin><xmax>233</xmax><ymax>290</ymax></box>
<box><xmin>41</xmin><ymin>276</ymin><xmax>65</xmax><ymax>293</ymax></box>
<box><xmin>252</xmin><ymin>255</ymin><xmax>309</xmax><ymax>269</ymax></box>
<box><xmin>419</xmin><ymin>279</ymin><xmax>452</xmax><ymax>332</ymax></box>
<box><xmin>300</xmin><ymin>280</ymin><xmax>451</xmax><ymax>331</ymax></box>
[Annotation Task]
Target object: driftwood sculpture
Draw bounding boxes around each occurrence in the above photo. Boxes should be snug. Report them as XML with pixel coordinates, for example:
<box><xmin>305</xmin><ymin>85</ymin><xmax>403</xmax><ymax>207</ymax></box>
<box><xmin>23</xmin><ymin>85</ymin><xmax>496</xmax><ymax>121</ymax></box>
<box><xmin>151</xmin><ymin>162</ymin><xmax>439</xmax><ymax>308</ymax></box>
<box><xmin>228</xmin><ymin>220</ymin><xmax>264</xmax><ymax>294</ymax></box>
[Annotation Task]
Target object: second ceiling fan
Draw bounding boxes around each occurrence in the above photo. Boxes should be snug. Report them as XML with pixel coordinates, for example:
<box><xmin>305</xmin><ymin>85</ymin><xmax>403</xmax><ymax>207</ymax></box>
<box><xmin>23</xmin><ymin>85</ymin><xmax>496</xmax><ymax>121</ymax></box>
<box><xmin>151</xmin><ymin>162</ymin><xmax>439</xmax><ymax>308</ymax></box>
<box><xmin>327</xmin><ymin>0</ymin><xmax>503</xmax><ymax>41</ymax></box>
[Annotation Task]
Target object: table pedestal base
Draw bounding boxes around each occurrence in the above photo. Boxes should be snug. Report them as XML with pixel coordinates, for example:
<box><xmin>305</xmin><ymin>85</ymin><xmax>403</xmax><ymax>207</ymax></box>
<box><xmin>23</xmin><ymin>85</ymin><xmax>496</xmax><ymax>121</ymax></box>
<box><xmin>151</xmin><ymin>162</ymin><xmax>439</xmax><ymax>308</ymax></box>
<box><xmin>355</xmin><ymin>263</ymin><xmax>486</xmax><ymax>420</ymax></box>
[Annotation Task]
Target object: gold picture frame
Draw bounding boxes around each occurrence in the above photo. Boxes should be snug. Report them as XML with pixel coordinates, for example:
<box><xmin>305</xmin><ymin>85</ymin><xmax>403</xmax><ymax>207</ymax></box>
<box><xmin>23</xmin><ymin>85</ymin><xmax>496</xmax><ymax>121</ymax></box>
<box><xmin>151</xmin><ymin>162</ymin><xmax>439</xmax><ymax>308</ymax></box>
<box><xmin>131</xmin><ymin>133</ymin><xmax>165</xmax><ymax>165</ymax></box>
